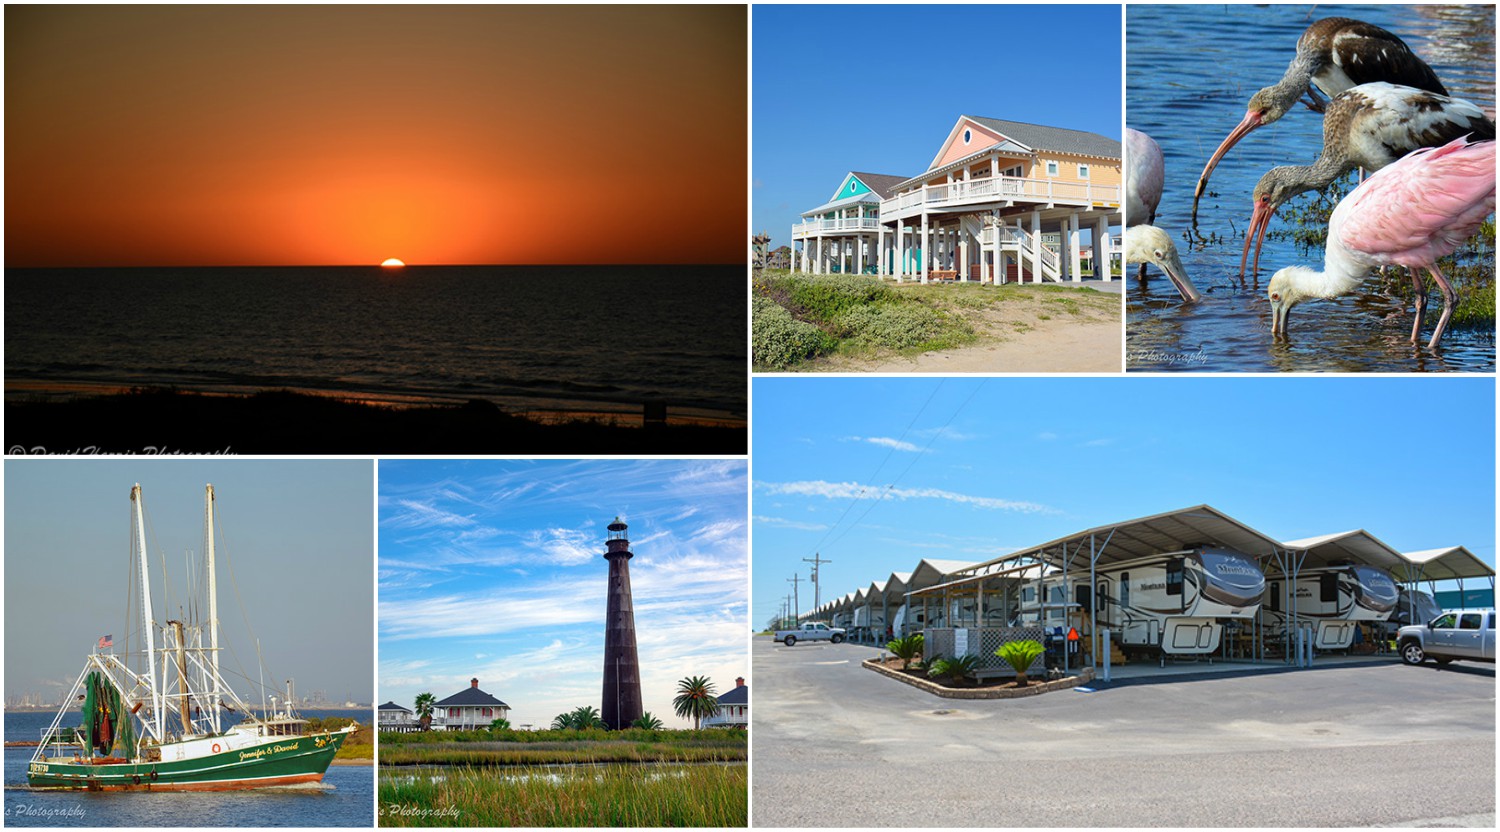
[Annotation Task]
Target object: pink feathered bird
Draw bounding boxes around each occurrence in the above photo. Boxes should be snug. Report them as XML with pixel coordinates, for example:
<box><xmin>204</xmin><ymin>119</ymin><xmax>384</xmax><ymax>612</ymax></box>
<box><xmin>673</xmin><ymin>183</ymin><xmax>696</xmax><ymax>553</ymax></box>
<box><xmin>1267</xmin><ymin>136</ymin><xmax>1495</xmax><ymax>349</ymax></box>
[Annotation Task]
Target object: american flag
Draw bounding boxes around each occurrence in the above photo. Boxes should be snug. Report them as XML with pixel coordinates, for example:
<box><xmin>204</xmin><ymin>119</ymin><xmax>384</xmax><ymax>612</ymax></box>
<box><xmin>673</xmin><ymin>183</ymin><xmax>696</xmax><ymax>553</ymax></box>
<box><xmin>98</xmin><ymin>635</ymin><xmax>113</xmax><ymax>649</ymax></box>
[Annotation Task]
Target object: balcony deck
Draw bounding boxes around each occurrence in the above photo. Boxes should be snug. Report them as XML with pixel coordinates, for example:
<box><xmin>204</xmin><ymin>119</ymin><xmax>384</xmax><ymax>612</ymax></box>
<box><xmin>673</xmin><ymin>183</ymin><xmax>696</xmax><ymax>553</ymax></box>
<box><xmin>882</xmin><ymin>175</ymin><xmax>1119</xmax><ymax>221</ymax></box>
<box><xmin>791</xmin><ymin>216</ymin><xmax>883</xmax><ymax>239</ymax></box>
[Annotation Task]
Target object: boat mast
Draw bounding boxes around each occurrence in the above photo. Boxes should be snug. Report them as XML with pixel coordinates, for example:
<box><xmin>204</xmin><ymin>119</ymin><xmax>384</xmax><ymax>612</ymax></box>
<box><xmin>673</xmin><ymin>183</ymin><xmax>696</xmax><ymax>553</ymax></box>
<box><xmin>170</xmin><ymin>619</ymin><xmax>190</xmax><ymax>736</ymax></box>
<box><xmin>206</xmin><ymin>484</ymin><xmax>222</xmax><ymax>733</ymax></box>
<box><xmin>131</xmin><ymin>484</ymin><xmax>164</xmax><ymax>741</ymax></box>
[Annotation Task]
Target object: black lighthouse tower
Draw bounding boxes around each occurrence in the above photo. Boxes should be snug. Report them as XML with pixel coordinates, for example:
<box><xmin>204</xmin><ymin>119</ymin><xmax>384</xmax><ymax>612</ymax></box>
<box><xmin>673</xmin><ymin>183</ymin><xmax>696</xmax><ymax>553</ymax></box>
<box><xmin>601</xmin><ymin>517</ymin><xmax>643</xmax><ymax>730</ymax></box>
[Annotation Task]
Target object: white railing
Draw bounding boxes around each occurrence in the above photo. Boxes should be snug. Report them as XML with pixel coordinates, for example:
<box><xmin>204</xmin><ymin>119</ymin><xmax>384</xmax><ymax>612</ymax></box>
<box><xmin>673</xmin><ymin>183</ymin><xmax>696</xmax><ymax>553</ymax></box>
<box><xmin>881</xmin><ymin>175</ymin><xmax>1120</xmax><ymax>219</ymax></box>
<box><xmin>792</xmin><ymin>217</ymin><xmax>882</xmax><ymax>237</ymax></box>
<box><xmin>985</xmin><ymin>223</ymin><xmax>1061</xmax><ymax>280</ymax></box>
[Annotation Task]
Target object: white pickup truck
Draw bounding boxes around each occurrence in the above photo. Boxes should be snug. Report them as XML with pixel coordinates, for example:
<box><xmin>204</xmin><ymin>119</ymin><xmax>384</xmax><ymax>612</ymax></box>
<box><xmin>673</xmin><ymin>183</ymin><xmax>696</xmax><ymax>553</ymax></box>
<box><xmin>1397</xmin><ymin>609</ymin><xmax>1496</xmax><ymax>666</ymax></box>
<box><xmin>775</xmin><ymin>621</ymin><xmax>845</xmax><ymax>646</ymax></box>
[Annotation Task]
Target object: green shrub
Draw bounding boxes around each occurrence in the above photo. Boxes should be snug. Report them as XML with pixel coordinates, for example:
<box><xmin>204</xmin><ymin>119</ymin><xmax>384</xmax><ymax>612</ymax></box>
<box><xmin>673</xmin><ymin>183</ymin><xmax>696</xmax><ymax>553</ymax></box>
<box><xmin>833</xmin><ymin>304</ymin><xmax>959</xmax><ymax>350</ymax></box>
<box><xmin>779</xmin><ymin>273</ymin><xmax>893</xmax><ymax>321</ymax></box>
<box><xmin>996</xmin><ymin>639</ymin><xmax>1045</xmax><ymax>687</ymax></box>
<box><xmin>886</xmin><ymin>633</ymin><xmax>924</xmax><ymax>670</ymax></box>
<box><xmin>926</xmin><ymin>653</ymin><xmax>979</xmax><ymax>683</ymax></box>
<box><xmin>752</xmin><ymin>295</ymin><xmax>832</xmax><ymax>370</ymax></box>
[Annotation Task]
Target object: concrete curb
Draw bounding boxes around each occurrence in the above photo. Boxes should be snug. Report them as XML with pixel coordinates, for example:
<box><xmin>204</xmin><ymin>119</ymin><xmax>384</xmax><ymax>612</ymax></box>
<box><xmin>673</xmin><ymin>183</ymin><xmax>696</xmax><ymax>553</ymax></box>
<box><xmin>863</xmin><ymin>659</ymin><xmax>1094</xmax><ymax>699</ymax></box>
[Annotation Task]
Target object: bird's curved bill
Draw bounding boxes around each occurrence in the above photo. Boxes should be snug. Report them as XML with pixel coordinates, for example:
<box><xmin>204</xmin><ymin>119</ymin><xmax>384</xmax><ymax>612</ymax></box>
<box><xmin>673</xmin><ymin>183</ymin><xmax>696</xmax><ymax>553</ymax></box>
<box><xmin>1240</xmin><ymin>198</ymin><xmax>1276</xmax><ymax>282</ymax></box>
<box><xmin>1192</xmin><ymin>110</ymin><xmax>1263</xmax><ymax>220</ymax></box>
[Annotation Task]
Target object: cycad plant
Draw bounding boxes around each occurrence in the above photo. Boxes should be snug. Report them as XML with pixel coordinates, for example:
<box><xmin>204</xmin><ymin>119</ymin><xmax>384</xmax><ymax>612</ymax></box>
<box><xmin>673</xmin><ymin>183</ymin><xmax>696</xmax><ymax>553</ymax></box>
<box><xmin>996</xmin><ymin>639</ymin><xmax>1045</xmax><ymax>687</ymax></box>
<box><xmin>886</xmin><ymin>633</ymin><xmax>924</xmax><ymax>670</ymax></box>
<box><xmin>926</xmin><ymin>652</ymin><xmax>980</xmax><ymax>685</ymax></box>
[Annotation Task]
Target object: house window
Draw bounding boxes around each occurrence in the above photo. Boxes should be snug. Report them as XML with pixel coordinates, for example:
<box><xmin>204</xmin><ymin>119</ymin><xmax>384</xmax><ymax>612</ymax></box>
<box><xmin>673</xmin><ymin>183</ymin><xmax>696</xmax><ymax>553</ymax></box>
<box><xmin>1046</xmin><ymin>160</ymin><xmax>1059</xmax><ymax>176</ymax></box>
<box><xmin>963</xmin><ymin>128</ymin><xmax>972</xmax><ymax>144</ymax></box>
<box><xmin>1078</xmin><ymin>164</ymin><xmax>1090</xmax><ymax>179</ymax></box>
<box><xmin>1002</xmin><ymin>165</ymin><xmax>1022</xmax><ymax>177</ymax></box>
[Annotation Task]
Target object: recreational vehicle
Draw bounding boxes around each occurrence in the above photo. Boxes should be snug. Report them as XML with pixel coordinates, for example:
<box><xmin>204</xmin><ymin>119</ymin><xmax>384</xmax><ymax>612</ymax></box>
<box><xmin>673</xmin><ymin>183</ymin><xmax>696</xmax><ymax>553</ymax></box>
<box><xmin>1063</xmin><ymin>548</ymin><xmax>1266</xmax><ymax>660</ymax></box>
<box><xmin>1260</xmin><ymin>564</ymin><xmax>1399</xmax><ymax>650</ymax></box>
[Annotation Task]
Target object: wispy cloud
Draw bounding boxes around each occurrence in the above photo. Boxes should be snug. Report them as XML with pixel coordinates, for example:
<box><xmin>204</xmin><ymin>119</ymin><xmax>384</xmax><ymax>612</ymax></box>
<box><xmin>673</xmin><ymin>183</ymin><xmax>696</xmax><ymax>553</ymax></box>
<box><xmin>757</xmin><ymin>480</ymin><xmax>1055</xmax><ymax>513</ymax></box>
<box><xmin>845</xmin><ymin>435</ymin><xmax>922</xmax><ymax>452</ymax></box>
<box><xmin>753</xmin><ymin>515</ymin><xmax>829</xmax><ymax>532</ymax></box>
<box><xmin>385</xmin><ymin>499</ymin><xmax>477</xmax><ymax>529</ymax></box>
<box><xmin>1037</xmin><ymin>431</ymin><xmax>1059</xmax><ymax>441</ymax></box>
<box><xmin>1081</xmin><ymin>438</ymin><xmax>1114</xmax><ymax>447</ymax></box>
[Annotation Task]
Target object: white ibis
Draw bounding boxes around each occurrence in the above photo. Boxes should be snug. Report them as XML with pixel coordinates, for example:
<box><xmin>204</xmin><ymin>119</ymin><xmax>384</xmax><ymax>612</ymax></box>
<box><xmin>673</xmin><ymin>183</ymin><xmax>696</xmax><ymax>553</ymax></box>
<box><xmin>1192</xmin><ymin>17</ymin><xmax>1448</xmax><ymax>218</ymax></box>
<box><xmin>1241</xmin><ymin>82</ymin><xmax>1494</xmax><ymax>279</ymax></box>
<box><xmin>1268</xmin><ymin>137</ymin><xmax>1494</xmax><ymax>349</ymax></box>
<box><xmin>1125</xmin><ymin>225</ymin><xmax>1200</xmax><ymax>304</ymax></box>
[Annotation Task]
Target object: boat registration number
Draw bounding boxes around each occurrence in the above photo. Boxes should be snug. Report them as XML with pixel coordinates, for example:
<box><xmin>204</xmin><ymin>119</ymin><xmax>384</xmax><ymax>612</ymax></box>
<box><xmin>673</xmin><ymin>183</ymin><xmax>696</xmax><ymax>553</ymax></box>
<box><xmin>28</xmin><ymin>763</ymin><xmax>49</xmax><ymax>774</ymax></box>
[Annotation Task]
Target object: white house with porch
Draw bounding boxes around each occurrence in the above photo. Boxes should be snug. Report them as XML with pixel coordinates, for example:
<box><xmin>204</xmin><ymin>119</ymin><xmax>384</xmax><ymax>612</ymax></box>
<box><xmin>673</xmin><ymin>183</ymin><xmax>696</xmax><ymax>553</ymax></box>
<box><xmin>433</xmin><ymin>678</ymin><xmax>510</xmax><ymax>731</ymax></box>
<box><xmin>792</xmin><ymin>171</ymin><xmax>909</xmax><ymax>276</ymax></box>
<box><xmin>701</xmin><ymin>677</ymin><xmax>748</xmax><ymax>728</ymax></box>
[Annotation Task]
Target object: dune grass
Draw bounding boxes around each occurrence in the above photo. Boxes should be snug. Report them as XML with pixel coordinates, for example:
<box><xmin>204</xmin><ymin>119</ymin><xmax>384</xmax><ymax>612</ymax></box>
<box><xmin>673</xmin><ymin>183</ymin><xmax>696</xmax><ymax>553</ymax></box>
<box><xmin>378</xmin><ymin>763</ymin><xmax>747</xmax><ymax>827</ymax></box>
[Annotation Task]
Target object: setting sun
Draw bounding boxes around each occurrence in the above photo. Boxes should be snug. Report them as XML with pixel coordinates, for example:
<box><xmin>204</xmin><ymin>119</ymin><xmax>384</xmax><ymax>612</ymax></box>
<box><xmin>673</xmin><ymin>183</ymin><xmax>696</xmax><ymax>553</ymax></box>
<box><xmin>380</xmin><ymin>258</ymin><xmax>406</xmax><ymax>268</ymax></box>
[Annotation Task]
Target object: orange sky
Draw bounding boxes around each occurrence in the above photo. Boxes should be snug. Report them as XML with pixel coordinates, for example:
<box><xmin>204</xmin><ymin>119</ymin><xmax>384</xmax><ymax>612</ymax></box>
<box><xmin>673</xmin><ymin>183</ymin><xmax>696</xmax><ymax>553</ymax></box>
<box><xmin>4</xmin><ymin>6</ymin><xmax>746</xmax><ymax>266</ymax></box>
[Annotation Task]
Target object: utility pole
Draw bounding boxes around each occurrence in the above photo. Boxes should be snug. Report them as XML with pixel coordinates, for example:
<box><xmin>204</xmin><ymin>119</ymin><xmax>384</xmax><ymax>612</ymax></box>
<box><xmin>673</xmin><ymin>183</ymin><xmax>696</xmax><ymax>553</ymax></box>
<box><xmin>788</xmin><ymin>574</ymin><xmax>802</xmax><ymax>622</ymax></box>
<box><xmin>803</xmin><ymin>553</ymin><xmax>832</xmax><ymax>611</ymax></box>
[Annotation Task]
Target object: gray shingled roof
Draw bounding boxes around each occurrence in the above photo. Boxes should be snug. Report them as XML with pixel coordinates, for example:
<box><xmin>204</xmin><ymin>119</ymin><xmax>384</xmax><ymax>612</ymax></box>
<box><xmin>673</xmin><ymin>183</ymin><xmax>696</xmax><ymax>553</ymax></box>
<box><xmin>378</xmin><ymin>701</ymin><xmax>412</xmax><ymax>712</ymax></box>
<box><xmin>434</xmin><ymin>685</ymin><xmax>510</xmax><ymax>708</ymax></box>
<box><xmin>848</xmin><ymin>172</ymin><xmax>909</xmax><ymax>200</ymax></box>
<box><xmin>968</xmin><ymin>115</ymin><xmax>1121</xmax><ymax>159</ymax></box>
<box><xmin>716</xmin><ymin>684</ymin><xmax>748</xmax><ymax>706</ymax></box>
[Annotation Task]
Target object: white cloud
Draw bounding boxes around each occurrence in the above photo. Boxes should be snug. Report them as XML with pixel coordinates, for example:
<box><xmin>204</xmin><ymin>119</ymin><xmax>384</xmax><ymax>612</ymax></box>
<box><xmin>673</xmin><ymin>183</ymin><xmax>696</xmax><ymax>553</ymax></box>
<box><xmin>385</xmin><ymin>499</ymin><xmax>477</xmax><ymax>529</ymax></box>
<box><xmin>1037</xmin><ymin>431</ymin><xmax>1059</xmax><ymax>441</ymax></box>
<box><xmin>753</xmin><ymin>515</ymin><xmax>829</xmax><ymax>532</ymax></box>
<box><xmin>757</xmin><ymin>480</ymin><xmax>1055</xmax><ymax>513</ymax></box>
<box><xmin>866</xmin><ymin>436</ymin><xmax>921</xmax><ymax>452</ymax></box>
<box><xmin>527</xmin><ymin>527</ymin><xmax>598</xmax><ymax>566</ymax></box>
<box><xmin>1082</xmin><ymin>438</ymin><xmax>1114</xmax><ymax>447</ymax></box>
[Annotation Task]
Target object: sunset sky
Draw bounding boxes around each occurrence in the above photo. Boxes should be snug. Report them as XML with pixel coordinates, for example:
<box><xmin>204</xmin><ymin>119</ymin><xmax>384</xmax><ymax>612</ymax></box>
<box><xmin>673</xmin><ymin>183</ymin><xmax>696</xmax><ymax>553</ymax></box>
<box><xmin>5</xmin><ymin>5</ymin><xmax>746</xmax><ymax>266</ymax></box>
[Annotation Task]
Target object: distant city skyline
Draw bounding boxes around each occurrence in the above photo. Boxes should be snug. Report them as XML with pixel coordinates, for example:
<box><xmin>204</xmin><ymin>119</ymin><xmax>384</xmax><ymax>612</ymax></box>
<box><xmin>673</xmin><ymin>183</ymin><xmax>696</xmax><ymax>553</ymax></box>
<box><xmin>379</xmin><ymin>460</ymin><xmax>748</xmax><ymax>729</ymax></box>
<box><xmin>4</xmin><ymin>460</ymin><xmax>374</xmax><ymax>704</ymax></box>
<box><xmin>5</xmin><ymin>5</ymin><xmax>746</xmax><ymax>266</ymax></box>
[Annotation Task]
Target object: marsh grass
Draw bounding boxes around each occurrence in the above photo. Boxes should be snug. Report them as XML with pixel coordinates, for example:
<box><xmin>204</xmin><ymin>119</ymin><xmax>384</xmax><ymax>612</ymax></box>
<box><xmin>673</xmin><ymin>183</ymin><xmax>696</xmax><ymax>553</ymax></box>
<box><xmin>379</xmin><ymin>763</ymin><xmax>747</xmax><ymax>827</ymax></box>
<box><xmin>379</xmin><ymin>727</ymin><xmax>746</xmax><ymax>766</ymax></box>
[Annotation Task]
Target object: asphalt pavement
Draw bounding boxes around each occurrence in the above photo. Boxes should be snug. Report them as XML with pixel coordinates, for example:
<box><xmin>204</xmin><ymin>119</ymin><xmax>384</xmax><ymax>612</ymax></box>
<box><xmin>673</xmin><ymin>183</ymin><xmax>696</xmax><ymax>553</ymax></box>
<box><xmin>751</xmin><ymin>636</ymin><xmax>1495</xmax><ymax>827</ymax></box>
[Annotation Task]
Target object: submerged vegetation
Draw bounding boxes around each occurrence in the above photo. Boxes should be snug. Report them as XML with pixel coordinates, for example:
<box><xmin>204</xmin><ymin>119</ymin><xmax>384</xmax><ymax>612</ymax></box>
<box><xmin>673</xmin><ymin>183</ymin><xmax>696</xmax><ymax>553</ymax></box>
<box><xmin>379</xmin><ymin>762</ymin><xmax>747</xmax><ymax>827</ymax></box>
<box><xmin>752</xmin><ymin>269</ymin><xmax>1115</xmax><ymax>370</ymax></box>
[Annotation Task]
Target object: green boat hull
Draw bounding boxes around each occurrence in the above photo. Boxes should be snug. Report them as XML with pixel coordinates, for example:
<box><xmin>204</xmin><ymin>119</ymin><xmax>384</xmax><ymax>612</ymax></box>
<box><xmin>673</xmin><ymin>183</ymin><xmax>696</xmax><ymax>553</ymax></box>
<box><xmin>27</xmin><ymin>731</ymin><xmax>349</xmax><ymax>791</ymax></box>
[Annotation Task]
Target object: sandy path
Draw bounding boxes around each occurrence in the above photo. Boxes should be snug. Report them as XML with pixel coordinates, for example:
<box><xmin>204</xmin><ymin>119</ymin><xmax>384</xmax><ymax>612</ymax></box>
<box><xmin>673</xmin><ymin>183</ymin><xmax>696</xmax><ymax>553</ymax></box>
<box><xmin>816</xmin><ymin>316</ymin><xmax>1122</xmax><ymax>373</ymax></box>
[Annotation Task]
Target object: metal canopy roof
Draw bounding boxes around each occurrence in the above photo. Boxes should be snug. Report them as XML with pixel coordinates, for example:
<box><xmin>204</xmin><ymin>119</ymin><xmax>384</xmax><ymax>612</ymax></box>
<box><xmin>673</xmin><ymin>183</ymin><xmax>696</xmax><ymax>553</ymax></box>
<box><xmin>956</xmin><ymin>505</ymin><xmax>1285</xmax><ymax>575</ymax></box>
<box><xmin>1280</xmin><ymin>529</ymin><xmax>1408</xmax><ymax>572</ymax></box>
<box><xmin>1401</xmin><ymin>546</ymin><xmax>1496</xmax><ymax>582</ymax></box>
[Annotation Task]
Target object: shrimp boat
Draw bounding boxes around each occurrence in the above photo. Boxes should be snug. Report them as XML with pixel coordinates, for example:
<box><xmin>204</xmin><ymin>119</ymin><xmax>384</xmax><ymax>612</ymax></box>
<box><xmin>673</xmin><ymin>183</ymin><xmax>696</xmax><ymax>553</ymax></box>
<box><xmin>27</xmin><ymin>484</ymin><xmax>355</xmax><ymax>791</ymax></box>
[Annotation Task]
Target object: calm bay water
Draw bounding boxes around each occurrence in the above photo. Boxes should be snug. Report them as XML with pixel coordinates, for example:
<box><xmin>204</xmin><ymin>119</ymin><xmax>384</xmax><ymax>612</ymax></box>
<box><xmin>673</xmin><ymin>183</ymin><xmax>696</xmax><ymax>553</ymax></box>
<box><xmin>1126</xmin><ymin>3</ymin><xmax>1495</xmax><ymax>372</ymax></box>
<box><xmin>5</xmin><ymin>265</ymin><xmax>746</xmax><ymax>419</ymax></box>
<box><xmin>4</xmin><ymin>710</ymin><xmax>371</xmax><ymax>827</ymax></box>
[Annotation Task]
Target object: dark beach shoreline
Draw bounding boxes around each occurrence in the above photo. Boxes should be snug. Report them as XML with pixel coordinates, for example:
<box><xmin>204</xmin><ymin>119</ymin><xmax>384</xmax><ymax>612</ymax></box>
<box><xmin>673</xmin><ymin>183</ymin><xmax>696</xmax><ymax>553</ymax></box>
<box><xmin>4</xmin><ymin>388</ymin><xmax>746</xmax><ymax>454</ymax></box>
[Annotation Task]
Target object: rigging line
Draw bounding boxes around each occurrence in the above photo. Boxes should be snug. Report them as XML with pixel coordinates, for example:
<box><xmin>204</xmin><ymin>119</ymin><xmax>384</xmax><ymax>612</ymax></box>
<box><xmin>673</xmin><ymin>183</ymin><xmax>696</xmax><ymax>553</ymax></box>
<box><xmin>804</xmin><ymin>380</ymin><xmax>947</xmax><ymax>558</ymax></box>
<box><xmin>821</xmin><ymin>379</ymin><xmax>987</xmax><ymax>554</ymax></box>
<box><xmin>219</xmin><ymin>506</ymin><xmax>277</xmax><ymax>704</ymax></box>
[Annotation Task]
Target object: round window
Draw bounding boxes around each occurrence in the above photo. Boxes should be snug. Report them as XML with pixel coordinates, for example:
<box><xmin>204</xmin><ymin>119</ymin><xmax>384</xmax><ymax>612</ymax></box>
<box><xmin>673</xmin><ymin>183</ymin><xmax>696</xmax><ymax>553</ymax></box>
<box><xmin>963</xmin><ymin>128</ymin><xmax>972</xmax><ymax>144</ymax></box>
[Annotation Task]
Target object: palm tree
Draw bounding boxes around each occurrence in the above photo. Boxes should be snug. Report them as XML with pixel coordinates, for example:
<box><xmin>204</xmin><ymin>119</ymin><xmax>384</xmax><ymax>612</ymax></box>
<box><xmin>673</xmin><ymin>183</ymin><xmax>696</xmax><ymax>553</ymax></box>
<box><xmin>672</xmin><ymin>676</ymin><xmax>719</xmax><ymax>730</ymax></box>
<box><xmin>631</xmin><ymin>712</ymin><xmax>664</xmax><ymax>730</ymax></box>
<box><xmin>489</xmin><ymin>717</ymin><xmax>511</xmax><ymax>731</ymax></box>
<box><xmin>552</xmin><ymin>705</ymin><xmax>605</xmax><ymax>730</ymax></box>
<box><xmin>413</xmin><ymin>692</ymin><xmax>436</xmax><ymax>732</ymax></box>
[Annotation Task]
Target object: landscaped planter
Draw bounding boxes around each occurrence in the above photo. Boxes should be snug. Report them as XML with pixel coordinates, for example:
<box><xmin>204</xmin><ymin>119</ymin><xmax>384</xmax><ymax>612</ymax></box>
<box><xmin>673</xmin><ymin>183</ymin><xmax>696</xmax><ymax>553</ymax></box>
<box><xmin>863</xmin><ymin>657</ymin><xmax>1093</xmax><ymax>699</ymax></box>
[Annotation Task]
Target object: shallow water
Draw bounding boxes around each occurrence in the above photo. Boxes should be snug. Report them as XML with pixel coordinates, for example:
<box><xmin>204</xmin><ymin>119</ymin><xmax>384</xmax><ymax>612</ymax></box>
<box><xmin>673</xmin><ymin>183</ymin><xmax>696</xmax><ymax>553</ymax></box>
<box><xmin>1126</xmin><ymin>3</ymin><xmax>1495</xmax><ymax>372</ymax></box>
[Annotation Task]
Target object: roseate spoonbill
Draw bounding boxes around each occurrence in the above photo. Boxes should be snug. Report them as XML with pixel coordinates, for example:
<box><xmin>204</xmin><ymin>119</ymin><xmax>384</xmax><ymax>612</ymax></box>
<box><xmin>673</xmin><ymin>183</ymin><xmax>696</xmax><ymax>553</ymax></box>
<box><xmin>1241</xmin><ymin>82</ymin><xmax>1493</xmax><ymax>279</ymax></box>
<box><xmin>1192</xmin><ymin>17</ymin><xmax>1447</xmax><ymax>219</ymax></box>
<box><xmin>1126</xmin><ymin>128</ymin><xmax>1168</xmax><ymax>284</ymax></box>
<box><xmin>1267</xmin><ymin>137</ymin><xmax>1494</xmax><ymax>349</ymax></box>
<box><xmin>1125</xmin><ymin>225</ymin><xmax>1201</xmax><ymax>304</ymax></box>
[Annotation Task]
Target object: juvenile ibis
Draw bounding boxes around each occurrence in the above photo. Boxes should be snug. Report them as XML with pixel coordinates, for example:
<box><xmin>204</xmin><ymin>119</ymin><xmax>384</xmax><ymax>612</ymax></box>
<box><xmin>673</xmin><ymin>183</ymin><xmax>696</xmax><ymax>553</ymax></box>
<box><xmin>1125</xmin><ymin>225</ymin><xmax>1201</xmax><ymax>304</ymax></box>
<box><xmin>1126</xmin><ymin>128</ymin><xmax>1173</xmax><ymax>286</ymax></box>
<box><xmin>1267</xmin><ymin>136</ymin><xmax>1494</xmax><ymax>349</ymax></box>
<box><xmin>1192</xmin><ymin>17</ymin><xmax>1448</xmax><ymax>219</ymax></box>
<box><xmin>1241</xmin><ymin>82</ymin><xmax>1493</xmax><ymax>279</ymax></box>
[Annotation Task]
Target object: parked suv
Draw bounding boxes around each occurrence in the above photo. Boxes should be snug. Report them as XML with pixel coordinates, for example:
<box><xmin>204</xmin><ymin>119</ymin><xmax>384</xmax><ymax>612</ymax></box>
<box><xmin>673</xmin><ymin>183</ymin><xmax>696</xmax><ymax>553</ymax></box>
<box><xmin>1396</xmin><ymin>609</ymin><xmax>1496</xmax><ymax>666</ymax></box>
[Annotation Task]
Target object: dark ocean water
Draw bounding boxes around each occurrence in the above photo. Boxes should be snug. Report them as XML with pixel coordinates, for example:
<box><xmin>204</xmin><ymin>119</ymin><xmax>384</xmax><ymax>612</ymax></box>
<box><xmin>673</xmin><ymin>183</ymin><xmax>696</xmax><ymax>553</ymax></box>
<box><xmin>3</xmin><ymin>709</ymin><xmax>372</xmax><ymax>827</ymax></box>
<box><xmin>1126</xmin><ymin>3</ymin><xmax>1495</xmax><ymax>372</ymax></box>
<box><xmin>5</xmin><ymin>265</ymin><xmax>746</xmax><ymax>418</ymax></box>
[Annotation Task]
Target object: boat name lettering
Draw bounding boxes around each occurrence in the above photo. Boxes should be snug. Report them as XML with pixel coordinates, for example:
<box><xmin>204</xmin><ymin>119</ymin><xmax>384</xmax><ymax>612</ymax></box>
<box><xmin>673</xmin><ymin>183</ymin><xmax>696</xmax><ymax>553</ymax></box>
<box><xmin>238</xmin><ymin>747</ymin><xmax>268</xmax><ymax>762</ymax></box>
<box><xmin>272</xmin><ymin>743</ymin><xmax>300</xmax><ymax>754</ymax></box>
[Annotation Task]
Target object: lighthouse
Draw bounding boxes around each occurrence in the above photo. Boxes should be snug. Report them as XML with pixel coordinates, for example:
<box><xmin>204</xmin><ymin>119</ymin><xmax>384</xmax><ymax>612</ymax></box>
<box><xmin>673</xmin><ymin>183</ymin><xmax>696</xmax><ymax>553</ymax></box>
<box><xmin>601</xmin><ymin>517</ymin><xmax>643</xmax><ymax>730</ymax></box>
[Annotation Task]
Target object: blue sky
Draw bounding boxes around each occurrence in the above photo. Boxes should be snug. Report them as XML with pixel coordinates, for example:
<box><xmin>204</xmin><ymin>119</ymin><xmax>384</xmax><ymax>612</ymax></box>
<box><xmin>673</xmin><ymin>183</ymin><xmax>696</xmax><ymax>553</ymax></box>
<box><xmin>752</xmin><ymin>4</ymin><xmax>1123</xmax><ymax>251</ymax></box>
<box><xmin>5</xmin><ymin>460</ymin><xmax>373</xmax><ymax>704</ymax></box>
<box><xmin>379</xmin><ymin>460</ymin><xmax>747</xmax><ymax>729</ymax></box>
<box><xmin>752</xmin><ymin>377</ymin><xmax>1496</xmax><ymax>628</ymax></box>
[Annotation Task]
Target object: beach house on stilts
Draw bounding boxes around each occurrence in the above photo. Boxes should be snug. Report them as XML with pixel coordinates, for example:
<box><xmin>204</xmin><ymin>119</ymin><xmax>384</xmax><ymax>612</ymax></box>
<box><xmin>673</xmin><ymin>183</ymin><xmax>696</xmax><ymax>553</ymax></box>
<box><xmin>792</xmin><ymin>172</ymin><xmax>909</xmax><ymax>275</ymax></box>
<box><xmin>794</xmin><ymin>116</ymin><xmax>1121</xmax><ymax>285</ymax></box>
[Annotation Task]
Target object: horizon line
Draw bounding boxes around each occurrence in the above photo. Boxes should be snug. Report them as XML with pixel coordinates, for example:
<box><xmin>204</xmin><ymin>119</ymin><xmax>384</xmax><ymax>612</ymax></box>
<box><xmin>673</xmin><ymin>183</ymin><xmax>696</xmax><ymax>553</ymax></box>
<box><xmin>5</xmin><ymin>262</ymin><xmax>748</xmax><ymax>269</ymax></box>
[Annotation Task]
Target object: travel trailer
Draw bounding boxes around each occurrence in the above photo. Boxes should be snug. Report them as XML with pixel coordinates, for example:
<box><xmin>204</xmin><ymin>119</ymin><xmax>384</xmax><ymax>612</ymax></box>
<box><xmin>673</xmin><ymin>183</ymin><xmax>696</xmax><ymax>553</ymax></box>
<box><xmin>1260</xmin><ymin>564</ymin><xmax>1400</xmax><ymax>650</ymax></box>
<box><xmin>1020</xmin><ymin>548</ymin><xmax>1266</xmax><ymax>660</ymax></box>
